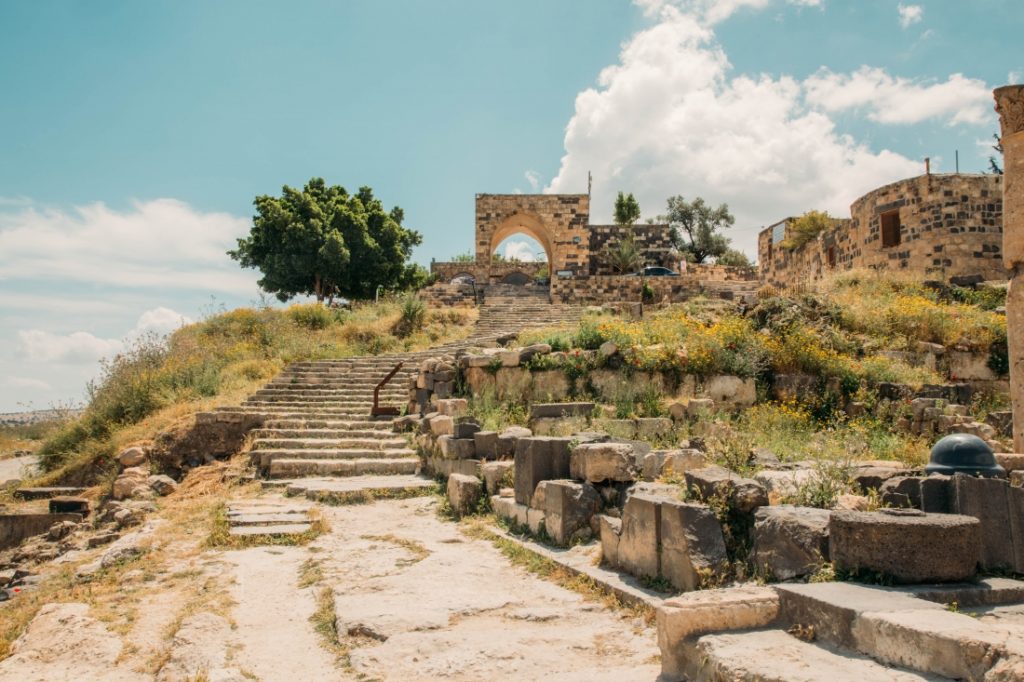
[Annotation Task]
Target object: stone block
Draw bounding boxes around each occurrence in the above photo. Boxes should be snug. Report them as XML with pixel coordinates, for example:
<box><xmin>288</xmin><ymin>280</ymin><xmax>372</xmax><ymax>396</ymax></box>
<box><xmin>684</xmin><ymin>465</ymin><xmax>768</xmax><ymax>513</ymax></box>
<box><xmin>829</xmin><ymin>509</ymin><xmax>981</xmax><ymax>583</ymax></box>
<box><xmin>527</xmin><ymin>507</ymin><xmax>545</xmax><ymax>535</ymax></box>
<box><xmin>496</xmin><ymin>425</ymin><xmax>532</xmax><ymax>458</ymax></box>
<box><xmin>750</xmin><ymin>505</ymin><xmax>830</xmax><ymax>581</ymax></box>
<box><xmin>117</xmin><ymin>447</ymin><xmax>147</xmax><ymax>467</ymax></box>
<box><xmin>473</xmin><ymin>431</ymin><xmax>498</xmax><ymax>460</ymax></box>
<box><xmin>446</xmin><ymin>473</ymin><xmax>482</xmax><ymax>517</ymax></box>
<box><xmin>615</xmin><ymin>494</ymin><xmax>663</xmax><ymax>579</ymax></box>
<box><xmin>530</xmin><ymin>416</ymin><xmax>590</xmax><ymax>437</ymax></box>
<box><xmin>660</xmin><ymin>501</ymin><xmax>728</xmax><ymax>591</ymax></box>
<box><xmin>635</xmin><ymin>417</ymin><xmax>672</xmax><ymax>440</ymax></box>
<box><xmin>449</xmin><ymin>438</ymin><xmax>477</xmax><ymax>460</ymax></box>
<box><xmin>492</xmin><ymin>496</ymin><xmax>528</xmax><ymax>527</ymax></box>
<box><xmin>498</xmin><ymin>350</ymin><xmax>521</xmax><ymax>367</ymax></box>
<box><xmin>530</xmin><ymin>480</ymin><xmax>601</xmax><ymax>545</ymax></box>
<box><xmin>920</xmin><ymin>474</ymin><xmax>953</xmax><ymax>513</ymax></box>
<box><xmin>453</xmin><ymin>422</ymin><xmax>480</xmax><ymax>439</ymax></box>
<box><xmin>481</xmin><ymin>461</ymin><xmax>514</xmax><ymax>495</ymax></box>
<box><xmin>702</xmin><ymin>375</ymin><xmax>756</xmax><ymax>407</ymax></box>
<box><xmin>667</xmin><ymin>402</ymin><xmax>687</xmax><ymax>421</ymax></box>
<box><xmin>879</xmin><ymin>476</ymin><xmax>923</xmax><ymax>509</ymax></box>
<box><xmin>601</xmin><ymin>419</ymin><xmax>637</xmax><ymax>439</ymax></box>
<box><xmin>657</xmin><ymin>586</ymin><xmax>779</xmax><ymax>680</ymax></box>
<box><xmin>951</xmin><ymin>473</ymin><xmax>1017</xmax><ymax>571</ymax></box>
<box><xmin>686</xmin><ymin>398</ymin><xmax>714</xmax><ymax>417</ymax></box>
<box><xmin>512</xmin><ymin>437</ymin><xmax>572</xmax><ymax>505</ymax></box>
<box><xmin>996</xmin><ymin>453</ymin><xmax>1024</xmax><ymax>471</ymax></box>
<box><xmin>529</xmin><ymin>371</ymin><xmax>570</xmax><ymax>401</ymax></box>
<box><xmin>429</xmin><ymin>415</ymin><xmax>454</xmax><ymax>436</ymax></box>
<box><xmin>642</xmin><ymin>449</ymin><xmax>707</xmax><ymax>480</ymax></box>
<box><xmin>569</xmin><ymin>442</ymin><xmax>636</xmax><ymax>483</ymax></box>
<box><xmin>529</xmin><ymin>402</ymin><xmax>594</xmax><ymax>420</ymax></box>
<box><xmin>851</xmin><ymin>463</ymin><xmax>907</xmax><ymax>491</ymax></box>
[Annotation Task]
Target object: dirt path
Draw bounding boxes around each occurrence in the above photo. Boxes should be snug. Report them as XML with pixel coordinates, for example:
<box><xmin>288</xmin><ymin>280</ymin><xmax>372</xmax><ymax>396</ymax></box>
<box><xmin>312</xmin><ymin>497</ymin><xmax>660</xmax><ymax>681</ymax></box>
<box><xmin>0</xmin><ymin>493</ymin><xmax>660</xmax><ymax>681</ymax></box>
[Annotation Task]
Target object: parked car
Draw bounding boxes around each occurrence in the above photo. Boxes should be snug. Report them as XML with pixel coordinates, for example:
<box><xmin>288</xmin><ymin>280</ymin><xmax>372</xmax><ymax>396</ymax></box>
<box><xmin>631</xmin><ymin>266</ymin><xmax>679</xmax><ymax>277</ymax></box>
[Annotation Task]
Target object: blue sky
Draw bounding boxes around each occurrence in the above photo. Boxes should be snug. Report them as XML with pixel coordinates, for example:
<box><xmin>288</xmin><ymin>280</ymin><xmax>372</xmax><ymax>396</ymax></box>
<box><xmin>0</xmin><ymin>0</ymin><xmax>1020</xmax><ymax>411</ymax></box>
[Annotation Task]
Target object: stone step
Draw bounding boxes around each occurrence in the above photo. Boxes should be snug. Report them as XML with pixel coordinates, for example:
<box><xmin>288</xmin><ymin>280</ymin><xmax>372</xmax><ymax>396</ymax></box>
<box><xmin>229</xmin><ymin>523</ymin><xmax>312</xmax><ymax>536</ymax></box>
<box><xmin>251</xmin><ymin>437</ymin><xmax>410</xmax><ymax>451</ymax></box>
<box><xmin>775</xmin><ymin>582</ymin><xmax>1024</xmax><ymax>680</ymax></box>
<box><xmin>277</xmin><ymin>474</ymin><xmax>436</xmax><ymax>498</ymax></box>
<box><xmin>228</xmin><ymin>512</ymin><xmax>310</xmax><ymax>525</ymax></box>
<box><xmin>256</xmin><ymin>447</ymin><xmax>416</xmax><ymax>462</ymax></box>
<box><xmin>686</xmin><ymin>629</ymin><xmax>941</xmax><ymax>682</ymax></box>
<box><xmin>236</xmin><ymin>409</ymin><xmax>391</xmax><ymax>419</ymax></box>
<box><xmin>253</xmin><ymin>428</ymin><xmax>395</xmax><ymax>439</ymax></box>
<box><xmin>266</xmin><ymin>457</ymin><xmax>419</xmax><ymax>478</ymax></box>
<box><xmin>260</xmin><ymin>420</ymin><xmax>393</xmax><ymax>430</ymax></box>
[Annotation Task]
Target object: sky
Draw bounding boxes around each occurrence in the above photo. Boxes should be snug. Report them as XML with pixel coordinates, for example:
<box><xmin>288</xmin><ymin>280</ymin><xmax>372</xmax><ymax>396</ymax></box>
<box><xmin>0</xmin><ymin>0</ymin><xmax>1020</xmax><ymax>412</ymax></box>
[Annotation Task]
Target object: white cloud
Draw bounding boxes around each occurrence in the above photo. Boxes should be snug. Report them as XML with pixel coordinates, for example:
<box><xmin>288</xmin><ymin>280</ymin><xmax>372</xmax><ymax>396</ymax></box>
<box><xmin>3</xmin><ymin>377</ymin><xmax>51</xmax><ymax>391</ymax></box>
<box><xmin>16</xmin><ymin>306</ymin><xmax>192</xmax><ymax>365</ymax></box>
<box><xmin>0</xmin><ymin>198</ymin><xmax>256</xmax><ymax>295</ymax></box>
<box><xmin>524</xmin><ymin>170</ymin><xmax>542</xmax><ymax>192</ymax></box>
<box><xmin>548</xmin><ymin>3</ymin><xmax>929</xmax><ymax>256</ymax></box>
<box><xmin>898</xmin><ymin>3</ymin><xmax>923</xmax><ymax>28</ymax></box>
<box><xmin>17</xmin><ymin>329</ymin><xmax>122</xmax><ymax>364</ymax></box>
<box><xmin>804</xmin><ymin>67</ymin><xmax>991</xmax><ymax>125</ymax></box>
<box><xmin>637</xmin><ymin>0</ymin><xmax>820</xmax><ymax>24</ymax></box>
<box><xmin>503</xmin><ymin>240</ymin><xmax>542</xmax><ymax>262</ymax></box>
<box><xmin>1011</xmin><ymin>70</ymin><xmax>1022</xmax><ymax>84</ymax></box>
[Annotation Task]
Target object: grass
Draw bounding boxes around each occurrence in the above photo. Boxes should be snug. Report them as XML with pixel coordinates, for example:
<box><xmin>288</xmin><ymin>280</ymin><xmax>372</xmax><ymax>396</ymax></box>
<box><xmin>361</xmin><ymin>534</ymin><xmax>430</xmax><ymax>565</ymax></box>
<box><xmin>205</xmin><ymin>503</ymin><xmax>328</xmax><ymax>549</ymax></box>
<box><xmin>33</xmin><ymin>300</ymin><xmax>476</xmax><ymax>486</ymax></box>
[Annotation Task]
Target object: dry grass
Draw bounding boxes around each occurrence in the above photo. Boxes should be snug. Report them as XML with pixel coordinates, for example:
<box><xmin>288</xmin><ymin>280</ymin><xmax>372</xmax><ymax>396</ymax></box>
<box><xmin>361</xmin><ymin>534</ymin><xmax>430</xmax><ymax>566</ymax></box>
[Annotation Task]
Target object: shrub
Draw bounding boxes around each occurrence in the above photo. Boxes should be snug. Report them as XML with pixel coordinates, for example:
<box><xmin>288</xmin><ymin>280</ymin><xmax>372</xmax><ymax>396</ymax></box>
<box><xmin>393</xmin><ymin>294</ymin><xmax>427</xmax><ymax>338</ymax></box>
<box><xmin>289</xmin><ymin>303</ymin><xmax>343</xmax><ymax>330</ymax></box>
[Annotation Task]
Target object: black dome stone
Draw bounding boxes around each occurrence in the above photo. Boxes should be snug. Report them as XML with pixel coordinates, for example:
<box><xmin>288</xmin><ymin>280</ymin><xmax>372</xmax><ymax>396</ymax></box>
<box><xmin>926</xmin><ymin>433</ymin><xmax>1006</xmax><ymax>478</ymax></box>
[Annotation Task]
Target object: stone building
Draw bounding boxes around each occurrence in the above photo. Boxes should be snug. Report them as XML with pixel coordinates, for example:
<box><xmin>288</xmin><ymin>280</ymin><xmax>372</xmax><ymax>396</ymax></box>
<box><xmin>758</xmin><ymin>173</ymin><xmax>1005</xmax><ymax>287</ymax></box>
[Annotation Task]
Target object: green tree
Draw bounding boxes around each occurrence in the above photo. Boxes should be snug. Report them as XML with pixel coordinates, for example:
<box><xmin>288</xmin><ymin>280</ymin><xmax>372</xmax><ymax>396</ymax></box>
<box><xmin>989</xmin><ymin>133</ymin><xmax>1004</xmax><ymax>175</ymax></box>
<box><xmin>229</xmin><ymin>178</ymin><xmax>425</xmax><ymax>303</ymax></box>
<box><xmin>665</xmin><ymin>196</ymin><xmax>735</xmax><ymax>264</ymax></box>
<box><xmin>614</xmin><ymin>191</ymin><xmax>641</xmax><ymax>227</ymax></box>
<box><xmin>782</xmin><ymin>210</ymin><xmax>833</xmax><ymax>250</ymax></box>
<box><xmin>717</xmin><ymin>248</ymin><xmax>752</xmax><ymax>267</ymax></box>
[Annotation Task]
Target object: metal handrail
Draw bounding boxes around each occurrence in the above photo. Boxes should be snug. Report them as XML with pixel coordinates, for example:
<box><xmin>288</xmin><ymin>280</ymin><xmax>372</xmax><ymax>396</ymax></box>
<box><xmin>371</xmin><ymin>362</ymin><xmax>404</xmax><ymax>417</ymax></box>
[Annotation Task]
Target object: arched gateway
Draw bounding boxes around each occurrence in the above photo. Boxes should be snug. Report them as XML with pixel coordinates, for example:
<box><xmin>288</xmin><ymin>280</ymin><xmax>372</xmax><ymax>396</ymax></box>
<box><xmin>473</xmin><ymin>193</ymin><xmax>591</xmax><ymax>285</ymax></box>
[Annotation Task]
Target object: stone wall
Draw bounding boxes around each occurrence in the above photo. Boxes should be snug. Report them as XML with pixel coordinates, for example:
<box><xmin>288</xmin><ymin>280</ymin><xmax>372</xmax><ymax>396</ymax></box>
<box><xmin>550</xmin><ymin>267</ymin><xmax>755</xmax><ymax>305</ymax></box>
<box><xmin>759</xmin><ymin>174</ymin><xmax>1005</xmax><ymax>287</ymax></box>
<box><xmin>588</xmin><ymin>224</ymin><xmax>676</xmax><ymax>275</ymax></box>
<box><xmin>430</xmin><ymin>260</ymin><xmax>548</xmax><ymax>285</ymax></box>
<box><xmin>418</xmin><ymin>282</ymin><xmax>478</xmax><ymax>308</ymax></box>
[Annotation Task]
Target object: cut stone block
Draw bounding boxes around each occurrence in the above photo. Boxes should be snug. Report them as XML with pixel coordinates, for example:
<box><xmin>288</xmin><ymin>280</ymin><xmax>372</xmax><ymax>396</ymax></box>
<box><xmin>615</xmin><ymin>493</ymin><xmax>663</xmax><ymax>579</ymax></box>
<box><xmin>635</xmin><ymin>417</ymin><xmax>672</xmax><ymax>440</ymax></box>
<box><xmin>659</xmin><ymin>500</ymin><xmax>728</xmax><ymax>592</ymax></box>
<box><xmin>684</xmin><ymin>465</ymin><xmax>768</xmax><ymax>513</ymax></box>
<box><xmin>530</xmin><ymin>480</ymin><xmax>601</xmax><ymax>545</ymax></box>
<box><xmin>657</xmin><ymin>586</ymin><xmax>779</xmax><ymax>680</ymax></box>
<box><xmin>920</xmin><ymin>474</ymin><xmax>953</xmax><ymax>513</ymax></box>
<box><xmin>446</xmin><ymin>473</ymin><xmax>482</xmax><ymax>517</ymax></box>
<box><xmin>481</xmin><ymin>461</ymin><xmax>514</xmax><ymax>495</ymax></box>
<box><xmin>492</xmin><ymin>495</ymin><xmax>528</xmax><ymax>527</ymax></box>
<box><xmin>569</xmin><ymin>442</ymin><xmax>636</xmax><ymax>483</ymax></box>
<box><xmin>599</xmin><ymin>515</ymin><xmax>622</xmax><ymax>566</ymax></box>
<box><xmin>702</xmin><ymin>375</ymin><xmax>755</xmax><ymax>407</ymax></box>
<box><xmin>496</xmin><ymin>425</ymin><xmax>532</xmax><ymax>458</ymax></box>
<box><xmin>429</xmin><ymin>415</ymin><xmax>454</xmax><ymax>436</ymax></box>
<box><xmin>642</xmin><ymin>449</ymin><xmax>706</xmax><ymax>480</ymax></box>
<box><xmin>879</xmin><ymin>476</ymin><xmax>923</xmax><ymax>509</ymax></box>
<box><xmin>750</xmin><ymin>505</ymin><xmax>830</xmax><ymax>581</ymax></box>
<box><xmin>829</xmin><ymin>509</ymin><xmax>981</xmax><ymax>583</ymax></box>
<box><xmin>951</xmin><ymin>473</ymin><xmax>1018</xmax><ymax>571</ymax></box>
<box><xmin>512</xmin><ymin>437</ymin><xmax>572</xmax><ymax>506</ymax></box>
<box><xmin>453</xmin><ymin>422</ymin><xmax>481</xmax><ymax>439</ymax></box>
<box><xmin>473</xmin><ymin>431</ymin><xmax>498</xmax><ymax>460</ymax></box>
<box><xmin>529</xmin><ymin>402</ymin><xmax>595</xmax><ymax>420</ymax></box>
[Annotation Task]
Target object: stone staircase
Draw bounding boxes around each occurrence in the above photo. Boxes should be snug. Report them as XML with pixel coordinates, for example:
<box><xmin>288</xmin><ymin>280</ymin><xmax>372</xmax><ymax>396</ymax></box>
<box><xmin>231</xmin><ymin>294</ymin><xmax>584</xmax><ymax>487</ymax></box>
<box><xmin>475</xmin><ymin>286</ymin><xmax>584</xmax><ymax>337</ymax></box>
<box><xmin>668</xmin><ymin>580</ymin><xmax>1024</xmax><ymax>681</ymax></box>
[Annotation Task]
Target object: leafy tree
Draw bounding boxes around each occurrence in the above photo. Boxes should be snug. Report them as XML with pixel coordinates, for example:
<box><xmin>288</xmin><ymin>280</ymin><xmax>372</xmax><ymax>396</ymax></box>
<box><xmin>665</xmin><ymin>196</ymin><xmax>735</xmax><ymax>264</ymax></box>
<box><xmin>600</xmin><ymin>230</ymin><xmax>642</xmax><ymax>274</ymax></box>
<box><xmin>717</xmin><ymin>248</ymin><xmax>753</xmax><ymax>267</ymax></box>
<box><xmin>783</xmin><ymin>210</ymin><xmax>833</xmax><ymax>250</ymax></box>
<box><xmin>614</xmin><ymin>191</ymin><xmax>641</xmax><ymax>227</ymax></box>
<box><xmin>989</xmin><ymin>133</ymin><xmax>1004</xmax><ymax>175</ymax></box>
<box><xmin>229</xmin><ymin>178</ymin><xmax>425</xmax><ymax>303</ymax></box>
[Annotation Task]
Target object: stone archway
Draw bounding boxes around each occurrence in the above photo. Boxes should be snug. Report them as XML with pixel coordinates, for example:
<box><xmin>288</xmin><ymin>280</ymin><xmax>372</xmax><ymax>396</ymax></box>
<box><xmin>488</xmin><ymin>213</ymin><xmax>554</xmax><ymax>265</ymax></box>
